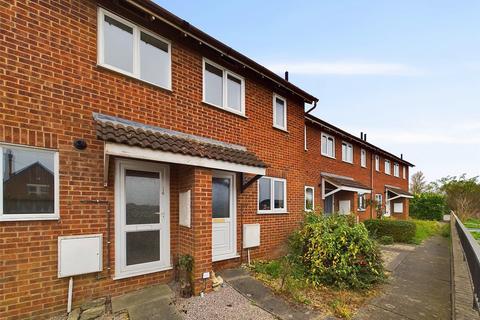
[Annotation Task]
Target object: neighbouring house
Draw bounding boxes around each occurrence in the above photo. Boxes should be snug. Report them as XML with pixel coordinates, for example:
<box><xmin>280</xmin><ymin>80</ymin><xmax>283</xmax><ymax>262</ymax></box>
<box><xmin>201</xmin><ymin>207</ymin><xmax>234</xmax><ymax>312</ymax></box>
<box><xmin>0</xmin><ymin>1</ymin><xmax>413</xmax><ymax>319</ymax></box>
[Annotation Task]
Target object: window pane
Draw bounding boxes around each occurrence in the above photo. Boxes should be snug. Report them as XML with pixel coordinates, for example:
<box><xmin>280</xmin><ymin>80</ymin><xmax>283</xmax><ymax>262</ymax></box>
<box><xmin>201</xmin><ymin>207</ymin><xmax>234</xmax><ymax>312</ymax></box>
<box><xmin>227</xmin><ymin>74</ymin><xmax>242</xmax><ymax>111</ymax></box>
<box><xmin>125</xmin><ymin>170</ymin><xmax>160</xmax><ymax>225</ymax></box>
<box><xmin>328</xmin><ymin>138</ymin><xmax>334</xmax><ymax>156</ymax></box>
<box><xmin>258</xmin><ymin>178</ymin><xmax>271</xmax><ymax>211</ymax></box>
<box><xmin>305</xmin><ymin>188</ymin><xmax>313</xmax><ymax>210</ymax></box>
<box><xmin>103</xmin><ymin>15</ymin><xmax>133</xmax><ymax>73</ymax></box>
<box><xmin>212</xmin><ymin>177</ymin><xmax>230</xmax><ymax>218</ymax></box>
<box><xmin>321</xmin><ymin>136</ymin><xmax>327</xmax><ymax>154</ymax></box>
<box><xmin>126</xmin><ymin>230</ymin><xmax>160</xmax><ymax>266</ymax></box>
<box><xmin>140</xmin><ymin>32</ymin><xmax>169</xmax><ymax>87</ymax></box>
<box><xmin>205</xmin><ymin>63</ymin><xmax>223</xmax><ymax>106</ymax></box>
<box><xmin>342</xmin><ymin>144</ymin><xmax>347</xmax><ymax>160</ymax></box>
<box><xmin>3</xmin><ymin>147</ymin><xmax>55</xmax><ymax>214</ymax></box>
<box><xmin>275</xmin><ymin>98</ymin><xmax>285</xmax><ymax>127</ymax></box>
<box><xmin>274</xmin><ymin>180</ymin><xmax>285</xmax><ymax>209</ymax></box>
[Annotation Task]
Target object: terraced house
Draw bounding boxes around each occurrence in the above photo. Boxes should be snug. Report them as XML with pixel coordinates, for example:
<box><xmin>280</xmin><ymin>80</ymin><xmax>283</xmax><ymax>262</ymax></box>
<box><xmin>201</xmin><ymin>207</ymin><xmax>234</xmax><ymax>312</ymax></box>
<box><xmin>0</xmin><ymin>1</ymin><xmax>413</xmax><ymax>319</ymax></box>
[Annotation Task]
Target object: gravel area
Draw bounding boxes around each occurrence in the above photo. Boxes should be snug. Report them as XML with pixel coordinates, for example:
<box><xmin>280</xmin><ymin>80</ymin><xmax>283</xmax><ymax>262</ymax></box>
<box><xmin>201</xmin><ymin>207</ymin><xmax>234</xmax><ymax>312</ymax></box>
<box><xmin>174</xmin><ymin>284</ymin><xmax>276</xmax><ymax>320</ymax></box>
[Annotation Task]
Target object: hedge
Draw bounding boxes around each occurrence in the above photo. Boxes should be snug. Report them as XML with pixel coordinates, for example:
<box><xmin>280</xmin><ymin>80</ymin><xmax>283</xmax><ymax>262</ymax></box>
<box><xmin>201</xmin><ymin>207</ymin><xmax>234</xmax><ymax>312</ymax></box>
<box><xmin>409</xmin><ymin>193</ymin><xmax>447</xmax><ymax>221</ymax></box>
<box><xmin>363</xmin><ymin>219</ymin><xmax>416</xmax><ymax>243</ymax></box>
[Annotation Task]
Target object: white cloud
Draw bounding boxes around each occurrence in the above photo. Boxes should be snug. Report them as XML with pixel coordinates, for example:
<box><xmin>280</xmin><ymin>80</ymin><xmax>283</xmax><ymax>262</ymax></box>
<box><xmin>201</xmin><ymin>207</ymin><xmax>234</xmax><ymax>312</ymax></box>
<box><xmin>266</xmin><ymin>61</ymin><xmax>423</xmax><ymax>76</ymax></box>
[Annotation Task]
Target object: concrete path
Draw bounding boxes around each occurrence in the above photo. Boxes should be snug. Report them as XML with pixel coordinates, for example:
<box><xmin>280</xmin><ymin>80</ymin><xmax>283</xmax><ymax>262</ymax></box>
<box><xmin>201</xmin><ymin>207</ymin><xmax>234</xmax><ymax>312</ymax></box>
<box><xmin>220</xmin><ymin>268</ymin><xmax>327</xmax><ymax>320</ymax></box>
<box><xmin>355</xmin><ymin>236</ymin><xmax>451</xmax><ymax>320</ymax></box>
<box><xmin>112</xmin><ymin>285</ymin><xmax>181</xmax><ymax>320</ymax></box>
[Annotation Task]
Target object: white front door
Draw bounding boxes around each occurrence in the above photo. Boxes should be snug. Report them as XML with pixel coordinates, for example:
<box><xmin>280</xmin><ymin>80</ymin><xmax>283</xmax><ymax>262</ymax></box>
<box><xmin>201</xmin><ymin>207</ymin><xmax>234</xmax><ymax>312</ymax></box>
<box><xmin>212</xmin><ymin>171</ymin><xmax>237</xmax><ymax>262</ymax></box>
<box><xmin>339</xmin><ymin>200</ymin><xmax>351</xmax><ymax>214</ymax></box>
<box><xmin>115</xmin><ymin>159</ymin><xmax>170</xmax><ymax>279</ymax></box>
<box><xmin>385</xmin><ymin>200</ymin><xmax>391</xmax><ymax>217</ymax></box>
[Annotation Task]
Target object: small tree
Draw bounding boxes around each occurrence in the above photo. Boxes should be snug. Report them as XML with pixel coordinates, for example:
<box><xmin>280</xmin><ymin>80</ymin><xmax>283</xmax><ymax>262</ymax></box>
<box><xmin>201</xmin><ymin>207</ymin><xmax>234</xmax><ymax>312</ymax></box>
<box><xmin>410</xmin><ymin>171</ymin><xmax>427</xmax><ymax>195</ymax></box>
<box><xmin>436</xmin><ymin>175</ymin><xmax>480</xmax><ymax>220</ymax></box>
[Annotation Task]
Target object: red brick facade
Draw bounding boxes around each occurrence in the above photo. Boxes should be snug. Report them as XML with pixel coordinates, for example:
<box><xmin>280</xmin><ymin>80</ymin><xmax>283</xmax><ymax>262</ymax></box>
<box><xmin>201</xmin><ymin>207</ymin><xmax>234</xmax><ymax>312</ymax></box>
<box><xmin>0</xmin><ymin>1</ymin><xmax>412</xmax><ymax>319</ymax></box>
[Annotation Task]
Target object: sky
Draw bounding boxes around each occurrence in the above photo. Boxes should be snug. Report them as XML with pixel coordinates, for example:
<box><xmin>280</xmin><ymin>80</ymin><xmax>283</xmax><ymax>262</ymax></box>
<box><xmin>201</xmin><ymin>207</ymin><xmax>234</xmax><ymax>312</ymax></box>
<box><xmin>154</xmin><ymin>0</ymin><xmax>480</xmax><ymax>182</ymax></box>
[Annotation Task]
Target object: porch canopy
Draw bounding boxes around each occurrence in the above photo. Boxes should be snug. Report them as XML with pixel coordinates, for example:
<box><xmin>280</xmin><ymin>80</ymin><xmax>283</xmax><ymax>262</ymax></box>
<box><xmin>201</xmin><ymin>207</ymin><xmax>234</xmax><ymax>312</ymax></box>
<box><xmin>93</xmin><ymin>113</ymin><xmax>267</xmax><ymax>186</ymax></box>
<box><xmin>385</xmin><ymin>185</ymin><xmax>414</xmax><ymax>201</ymax></box>
<box><xmin>321</xmin><ymin>173</ymin><xmax>371</xmax><ymax>199</ymax></box>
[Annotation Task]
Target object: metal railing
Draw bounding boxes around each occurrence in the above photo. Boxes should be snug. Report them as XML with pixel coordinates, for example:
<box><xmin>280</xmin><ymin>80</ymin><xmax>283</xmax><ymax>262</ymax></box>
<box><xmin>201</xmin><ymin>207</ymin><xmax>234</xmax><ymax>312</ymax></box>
<box><xmin>453</xmin><ymin>212</ymin><xmax>480</xmax><ymax>310</ymax></box>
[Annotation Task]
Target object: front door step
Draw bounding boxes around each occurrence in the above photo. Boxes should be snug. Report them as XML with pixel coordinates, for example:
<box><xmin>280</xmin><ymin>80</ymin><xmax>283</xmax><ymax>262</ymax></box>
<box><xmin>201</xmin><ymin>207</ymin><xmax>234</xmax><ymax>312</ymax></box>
<box><xmin>112</xmin><ymin>285</ymin><xmax>181</xmax><ymax>320</ymax></box>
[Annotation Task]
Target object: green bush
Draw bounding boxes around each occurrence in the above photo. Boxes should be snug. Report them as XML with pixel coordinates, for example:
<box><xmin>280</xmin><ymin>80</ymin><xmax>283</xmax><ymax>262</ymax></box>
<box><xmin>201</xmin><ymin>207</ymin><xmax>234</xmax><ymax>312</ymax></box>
<box><xmin>378</xmin><ymin>235</ymin><xmax>394</xmax><ymax>245</ymax></box>
<box><xmin>409</xmin><ymin>193</ymin><xmax>447</xmax><ymax>221</ymax></box>
<box><xmin>364</xmin><ymin>219</ymin><xmax>416</xmax><ymax>243</ymax></box>
<box><xmin>291</xmin><ymin>213</ymin><xmax>385</xmax><ymax>289</ymax></box>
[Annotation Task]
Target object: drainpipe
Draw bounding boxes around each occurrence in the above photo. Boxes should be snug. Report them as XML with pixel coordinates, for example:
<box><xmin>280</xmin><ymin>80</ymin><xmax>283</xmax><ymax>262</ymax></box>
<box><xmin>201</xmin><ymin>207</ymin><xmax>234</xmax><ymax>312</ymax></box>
<box><xmin>370</xmin><ymin>152</ymin><xmax>374</xmax><ymax>219</ymax></box>
<box><xmin>305</xmin><ymin>101</ymin><xmax>317</xmax><ymax>114</ymax></box>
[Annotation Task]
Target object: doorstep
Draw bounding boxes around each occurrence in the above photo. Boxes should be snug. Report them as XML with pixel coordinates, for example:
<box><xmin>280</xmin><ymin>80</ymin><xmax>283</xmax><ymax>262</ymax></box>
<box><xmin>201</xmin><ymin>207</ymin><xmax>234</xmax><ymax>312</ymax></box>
<box><xmin>111</xmin><ymin>285</ymin><xmax>181</xmax><ymax>320</ymax></box>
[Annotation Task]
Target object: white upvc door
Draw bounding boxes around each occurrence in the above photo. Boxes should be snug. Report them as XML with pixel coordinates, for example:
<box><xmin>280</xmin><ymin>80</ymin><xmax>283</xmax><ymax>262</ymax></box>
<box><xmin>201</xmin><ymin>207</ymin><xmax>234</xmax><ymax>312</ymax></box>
<box><xmin>114</xmin><ymin>159</ymin><xmax>170</xmax><ymax>279</ymax></box>
<box><xmin>212</xmin><ymin>171</ymin><xmax>237</xmax><ymax>262</ymax></box>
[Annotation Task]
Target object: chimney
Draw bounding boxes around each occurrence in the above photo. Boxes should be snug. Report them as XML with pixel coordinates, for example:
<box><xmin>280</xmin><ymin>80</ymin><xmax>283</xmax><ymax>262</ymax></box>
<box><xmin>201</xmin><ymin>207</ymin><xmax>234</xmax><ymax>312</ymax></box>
<box><xmin>364</xmin><ymin>133</ymin><xmax>367</xmax><ymax>141</ymax></box>
<box><xmin>401</xmin><ymin>153</ymin><xmax>403</xmax><ymax>159</ymax></box>
<box><xmin>284</xmin><ymin>71</ymin><xmax>289</xmax><ymax>81</ymax></box>
<box><xmin>360</xmin><ymin>132</ymin><xmax>364</xmax><ymax>140</ymax></box>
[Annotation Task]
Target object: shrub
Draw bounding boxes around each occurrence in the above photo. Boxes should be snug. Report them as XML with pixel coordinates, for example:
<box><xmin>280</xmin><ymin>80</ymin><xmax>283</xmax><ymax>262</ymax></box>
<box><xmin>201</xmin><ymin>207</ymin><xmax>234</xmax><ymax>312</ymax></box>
<box><xmin>364</xmin><ymin>219</ymin><xmax>416</xmax><ymax>243</ymax></box>
<box><xmin>378</xmin><ymin>235</ymin><xmax>394</xmax><ymax>245</ymax></box>
<box><xmin>409</xmin><ymin>193</ymin><xmax>447</xmax><ymax>221</ymax></box>
<box><xmin>291</xmin><ymin>212</ymin><xmax>385</xmax><ymax>289</ymax></box>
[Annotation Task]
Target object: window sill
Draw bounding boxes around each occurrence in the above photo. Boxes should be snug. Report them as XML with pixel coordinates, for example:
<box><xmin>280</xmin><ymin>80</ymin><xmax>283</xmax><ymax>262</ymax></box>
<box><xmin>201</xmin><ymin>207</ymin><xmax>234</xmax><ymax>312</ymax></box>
<box><xmin>342</xmin><ymin>160</ymin><xmax>354</xmax><ymax>165</ymax></box>
<box><xmin>357</xmin><ymin>209</ymin><xmax>366</xmax><ymax>212</ymax></box>
<box><xmin>96</xmin><ymin>64</ymin><xmax>173</xmax><ymax>93</ymax></box>
<box><xmin>321</xmin><ymin>154</ymin><xmax>336</xmax><ymax>160</ymax></box>
<box><xmin>272</xmin><ymin>125</ymin><xmax>288</xmax><ymax>133</ymax></box>
<box><xmin>113</xmin><ymin>265</ymin><xmax>173</xmax><ymax>281</ymax></box>
<box><xmin>201</xmin><ymin>101</ymin><xmax>248</xmax><ymax>119</ymax></box>
<box><xmin>257</xmin><ymin>211</ymin><xmax>288</xmax><ymax>215</ymax></box>
<box><xmin>0</xmin><ymin>215</ymin><xmax>60</xmax><ymax>222</ymax></box>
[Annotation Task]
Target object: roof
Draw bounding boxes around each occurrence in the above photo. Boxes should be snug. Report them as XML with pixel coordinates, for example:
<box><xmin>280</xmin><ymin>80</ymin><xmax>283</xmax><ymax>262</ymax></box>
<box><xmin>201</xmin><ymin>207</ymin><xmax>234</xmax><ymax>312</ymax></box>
<box><xmin>386</xmin><ymin>186</ymin><xmax>414</xmax><ymax>198</ymax></box>
<box><xmin>306</xmin><ymin>114</ymin><xmax>414</xmax><ymax>167</ymax></box>
<box><xmin>94</xmin><ymin>113</ymin><xmax>267</xmax><ymax>168</ymax></box>
<box><xmin>120</xmin><ymin>0</ymin><xmax>318</xmax><ymax>104</ymax></box>
<box><xmin>322</xmin><ymin>174</ymin><xmax>371</xmax><ymax>191</ymax></box>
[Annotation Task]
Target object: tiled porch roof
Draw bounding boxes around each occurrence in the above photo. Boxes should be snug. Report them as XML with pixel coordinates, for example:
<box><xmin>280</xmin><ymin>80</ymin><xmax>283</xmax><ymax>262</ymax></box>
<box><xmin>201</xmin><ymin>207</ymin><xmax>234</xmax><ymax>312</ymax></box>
<box><xmin>94</xmin><ymin>113</ymin><xmax>267</xmax><ymax>168</ymax></box>
<box><xmin>386</xmin><ymin>186</ymin><xmax>414</xmax><ymax>198</ymax></box>
<box><xmin>322</xmin><ymin>174</ymin><xmax>371</xmax><ymax>191</ymax></box>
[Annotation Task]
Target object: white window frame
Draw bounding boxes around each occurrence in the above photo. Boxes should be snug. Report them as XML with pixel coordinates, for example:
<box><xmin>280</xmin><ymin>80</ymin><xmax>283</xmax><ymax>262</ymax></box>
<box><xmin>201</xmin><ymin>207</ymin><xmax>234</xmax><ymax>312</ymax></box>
<box><xmin>375</xmin><ymin>155</ymin><xmax>380</xmax><ymax>171</ymax></box>
<box><xmin>358</xmin><ymin>193</ymin><xmax>366</xmax><ymax>211</ymax></box>
<box><xmin>272</xmin><ymin>94</ymin><xmax>287</xmax><ymax>131</ymax></box>
<box><xmin>304</xmin><ymin>186</ymin><xmax>315</xmax><ymax>211</ymax></box>
<box><xmin>257</xmin><ymin>177</ymin><xmax>287</xmax><ymax>214</ymax></box>
<box><xmin>385</xmin><ymin>159</ymin><xmax>391</xmax><ymax>175</ymax></box>
<box><xmin>341</xmin><ymin>141</ymin><xmax>353</xmax><ymax>164</ymax></box>
<box><xmin>403</xmin><ymin>166</ymin><xmax>406</xmax><ymax>179</ymax></box>
<box><xmin>375</xmin><ymin>193</ymin><xmax>383</xmax><ymax>211</ymax></box>
<box><xmin>393</xmin><ymin>162</ymin><xmax>400</xmax><ymax>177</ymax></box>
<box><xmin>0</xmin><ymin>143</ymin><xmax>60</xmax><ymax>221</ymax></box>
<box><xmin>202</xmin><ymin>58</ymin><xmax>245</xmax><ymax>116</ymax></box>
<box><xmin>321</xmin><ymin>132</ymin><xmax>335</xmax><ymax>158</ymax></box>
<box><xmin>97</xmin><ymin>8</ymin><xmax>172</xmax><ymax>90</ymax></box>
<box><xmin>361</xmin><ymin>149</ymin><xmax>367</xmax><ymax>168</ymax></box>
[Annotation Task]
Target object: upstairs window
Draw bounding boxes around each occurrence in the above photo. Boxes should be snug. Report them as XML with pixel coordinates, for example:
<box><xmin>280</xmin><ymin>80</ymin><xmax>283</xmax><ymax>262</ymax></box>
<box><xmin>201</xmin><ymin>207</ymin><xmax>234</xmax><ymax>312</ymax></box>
<box><xmin>258</xmin><ymin>177</ymin><xmax>287</xmax><ymax>214</ymax></box>
<box><xmin>1</xmin><ymin>144</ymin><xmax>59</xmax><ymax>221</ymax></box>
<box><xmin>375</xmin><ymin>155</ymin><xmax>380</xmax><ymax>171</ymax></box>
<box><xmin>385</xmin><ymin>159</ymin><xmax>391</xmax><ymax>175</ymax></box>
<box><xmin>341</xmin><ymin>142</ymin><xmax>353</xmax><ymax>163</ymax></box>
<box><xmin>403</xmin><ymin>166</ymin><xmax>406</xmax><ymax>179</ymax></box>
<box><xmin>321</xmin><ymin>133</ymin><xmax>335</xmax><ymax>158</ymax></box>
<box><xmin>273</xmin><ymin>94</ymin><xmax>287</xmax><ymax>130</ymax></box>
<box><xmin>305</xmin><ymin>186</ymin><xmax>314</xmax><ymax>211</ymax></box>
<box><xmin>394</xmin><ymin>162</ymin><xmax>400</xmax><ymax>177</ymax></box>
<box><xmin>361</xmin><ymin>149</ymin><xmax>367</xmax><ymax>167</ymax></box>
<box><xmin>98</xmin><ymin>9</ymin><xmax>171</xmax><ymax>89</ymax></box>
<box><xmin>203</xmin><ymin>59</ymin><xmax>245</xmax><ymax>115</ymax></box>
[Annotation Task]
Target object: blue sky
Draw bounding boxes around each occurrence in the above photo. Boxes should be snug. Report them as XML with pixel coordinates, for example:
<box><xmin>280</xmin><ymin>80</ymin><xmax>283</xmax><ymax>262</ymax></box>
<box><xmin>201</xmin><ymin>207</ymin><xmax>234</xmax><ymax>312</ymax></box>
<box><xmin>154</xmin><ymin>0</ymin><xmax>480</xmax><ymax>182</ymax></box>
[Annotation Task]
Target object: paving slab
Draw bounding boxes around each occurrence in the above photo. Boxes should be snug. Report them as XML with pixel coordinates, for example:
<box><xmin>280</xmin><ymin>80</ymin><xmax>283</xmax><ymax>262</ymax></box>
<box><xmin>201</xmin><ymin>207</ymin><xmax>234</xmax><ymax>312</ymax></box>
<box><xmin>112</xmin><ymin>284</ymin><xmax>180</xmax><ymax>320</ymax></box>
<box><xmin>355</xmin><ymin>236</ymin><xmax>451</xmax><ymax>320</ymax></box>
<box><xmin>220</xmin><ymin>268</ymin><xmax>324</xmax><ymax>320</ymax></box>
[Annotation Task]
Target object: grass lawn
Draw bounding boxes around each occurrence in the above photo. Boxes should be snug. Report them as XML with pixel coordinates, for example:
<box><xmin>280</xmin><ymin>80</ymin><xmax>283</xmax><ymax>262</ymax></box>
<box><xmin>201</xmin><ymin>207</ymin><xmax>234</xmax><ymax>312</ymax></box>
<box><xmin>410</xmin><ymin>219</ymin><xmax>450</xmax><ymax>245</ymax></box>
<box><xmin>470</xmin><ymin>231</ymin><xmax>480</xmax><ymax>244</ymax></box>
<box><xmin>464</xmin><ymin>218</ymin><xmax>480</xmax><ymax>229</ymax></box>
<box><xmin>251</xmin><ymin>260</ymin><xmax>379</xmax><ymax>319</ymax></box>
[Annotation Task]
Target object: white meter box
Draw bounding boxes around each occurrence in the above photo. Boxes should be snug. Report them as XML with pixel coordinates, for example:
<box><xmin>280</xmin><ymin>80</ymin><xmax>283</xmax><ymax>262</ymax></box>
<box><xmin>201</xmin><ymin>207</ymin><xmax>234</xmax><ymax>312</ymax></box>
<box><xmin>243</xmin><ymin>224</ymin><xmax>260</xmax><ymax>248</ymax></box>
<box><xmin>58</xmin><ymin>234</ymin><xmax>103</xmax><ymax>278</ymax></box>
